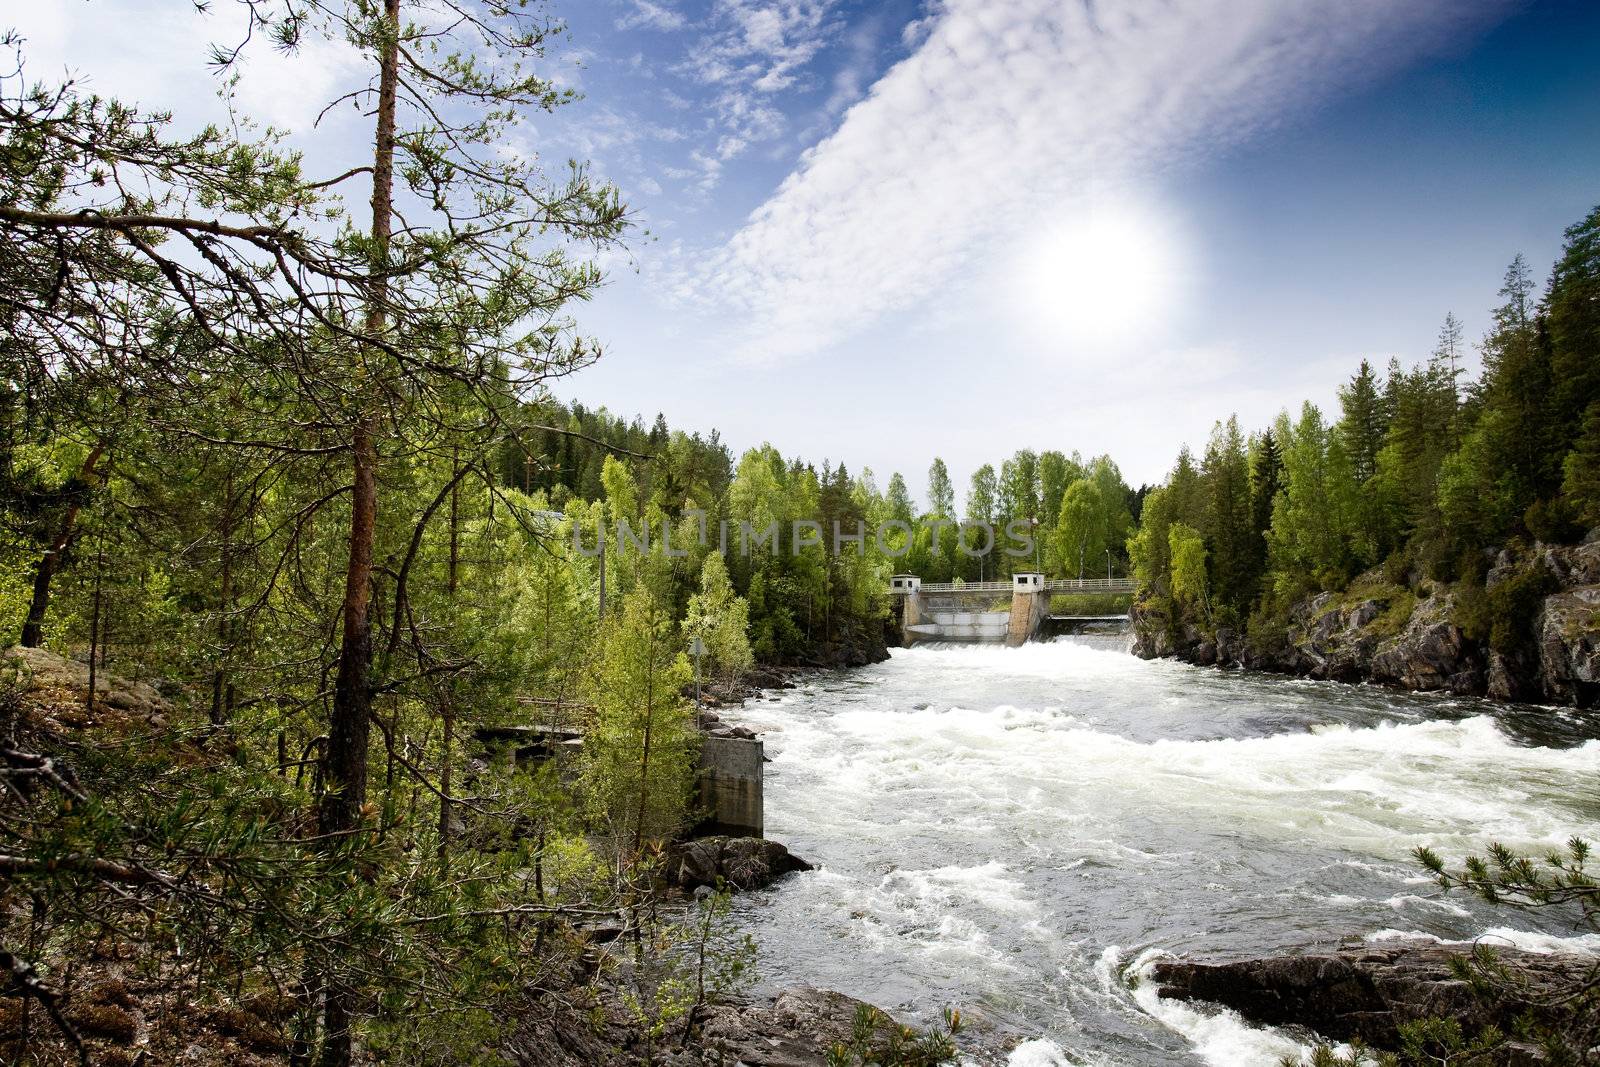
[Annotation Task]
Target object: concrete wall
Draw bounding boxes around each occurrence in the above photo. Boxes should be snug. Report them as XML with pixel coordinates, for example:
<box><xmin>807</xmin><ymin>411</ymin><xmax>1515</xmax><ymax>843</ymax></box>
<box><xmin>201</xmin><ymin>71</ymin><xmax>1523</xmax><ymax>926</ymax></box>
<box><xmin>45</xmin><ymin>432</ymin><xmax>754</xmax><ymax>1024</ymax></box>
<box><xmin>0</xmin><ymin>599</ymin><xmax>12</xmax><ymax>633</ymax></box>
<box><xmin>1007</xmin><ymin>590</ymin><xmax>1051</xmax><ymax>647</ymax></box>
<box><xmin>479</xmin><ymin>727</ymin><xmax>766</xmax><ymax>840</ymax></box>
<box><xmin>926</xmin><ymin>610</ymin><xmax>1010</xmax><ymax>641</ymax></box>
<box><xmin>697</xmin><ymin>735</ymin><xmax>764</xmax><ymax>838</ymax></box>
<box><xmin>901</xmin><ymin>591</ymin><xmax>939</xmax><ymax>644</ymax></box>
<box><xmin>903</xmin><ymin>588</ymin><xmax>1049</xmax><ymax>644</ymax></box>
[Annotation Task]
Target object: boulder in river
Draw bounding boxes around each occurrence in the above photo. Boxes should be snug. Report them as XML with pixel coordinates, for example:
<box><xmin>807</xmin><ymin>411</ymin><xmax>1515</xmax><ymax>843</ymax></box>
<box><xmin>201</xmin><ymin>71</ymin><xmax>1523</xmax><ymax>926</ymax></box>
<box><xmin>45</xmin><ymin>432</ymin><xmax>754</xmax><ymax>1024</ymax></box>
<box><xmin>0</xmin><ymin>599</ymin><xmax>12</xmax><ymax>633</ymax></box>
<box><xmin>660</xmin><ymin>836</ymin><xmax>813</xmax><ymax>891</ymax></box>
<box><xmin>1153</xmin><ymin>943</ymin><xmax>1597</xmax><ymax>1059</ymax></box>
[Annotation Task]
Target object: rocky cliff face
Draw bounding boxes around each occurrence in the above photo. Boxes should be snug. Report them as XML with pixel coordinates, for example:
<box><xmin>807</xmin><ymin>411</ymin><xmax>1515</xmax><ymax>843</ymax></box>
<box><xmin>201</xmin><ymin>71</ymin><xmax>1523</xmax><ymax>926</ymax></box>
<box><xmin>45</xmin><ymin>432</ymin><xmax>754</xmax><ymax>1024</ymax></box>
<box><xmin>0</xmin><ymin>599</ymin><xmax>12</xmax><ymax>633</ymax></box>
<box><xmin>1133</xmin><ymin>534</ymin><xmax>1600</xmax><ymax>707</ymax></box>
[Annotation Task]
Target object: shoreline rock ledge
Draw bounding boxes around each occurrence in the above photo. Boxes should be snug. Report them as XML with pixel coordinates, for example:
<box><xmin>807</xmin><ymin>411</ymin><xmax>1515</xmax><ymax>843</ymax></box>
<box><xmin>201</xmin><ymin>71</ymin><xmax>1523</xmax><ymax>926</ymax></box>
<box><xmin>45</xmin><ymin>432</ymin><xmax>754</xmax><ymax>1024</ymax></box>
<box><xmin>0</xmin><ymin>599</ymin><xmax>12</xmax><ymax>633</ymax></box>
<box><xmin>1153</xmin><ymin>943</ymin><xmax>1596</xmax><ymax>1059</ymax></box>
<box><xmin>660</xmin><ymin>835</ymin><xmax>813</xmax><ymax>892</ymax></box>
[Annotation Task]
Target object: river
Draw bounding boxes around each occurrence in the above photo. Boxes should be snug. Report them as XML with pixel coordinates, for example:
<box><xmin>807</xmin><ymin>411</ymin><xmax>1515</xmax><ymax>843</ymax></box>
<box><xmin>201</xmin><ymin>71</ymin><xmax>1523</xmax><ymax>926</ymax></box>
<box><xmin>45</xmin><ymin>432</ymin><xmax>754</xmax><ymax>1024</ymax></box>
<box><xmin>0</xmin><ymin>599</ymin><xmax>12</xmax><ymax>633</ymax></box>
<box><xmin>727</xmin><ymin>638</ymin><xmax>1600</xmax><ymax>1066</ymax></box>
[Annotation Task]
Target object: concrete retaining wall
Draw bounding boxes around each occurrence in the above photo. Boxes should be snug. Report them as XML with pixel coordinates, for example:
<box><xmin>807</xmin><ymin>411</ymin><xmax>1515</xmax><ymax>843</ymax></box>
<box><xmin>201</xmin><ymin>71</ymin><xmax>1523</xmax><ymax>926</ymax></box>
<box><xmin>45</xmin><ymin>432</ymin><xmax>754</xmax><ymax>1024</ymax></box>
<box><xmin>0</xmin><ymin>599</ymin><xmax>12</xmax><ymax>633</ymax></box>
<box><xmin>1007</xmin><ymin>590</ymin><xmax>1051</xmax><ymax>647</ymax></box>
<box><xmin>924</xmin><ymin>610</ymin><xmax>1011</xmax><ymax>641</ymax></box>
<box><xmin>697</xmin><ymin>735</ymin><xmax>764</xmax><ymax>838</ymax></box>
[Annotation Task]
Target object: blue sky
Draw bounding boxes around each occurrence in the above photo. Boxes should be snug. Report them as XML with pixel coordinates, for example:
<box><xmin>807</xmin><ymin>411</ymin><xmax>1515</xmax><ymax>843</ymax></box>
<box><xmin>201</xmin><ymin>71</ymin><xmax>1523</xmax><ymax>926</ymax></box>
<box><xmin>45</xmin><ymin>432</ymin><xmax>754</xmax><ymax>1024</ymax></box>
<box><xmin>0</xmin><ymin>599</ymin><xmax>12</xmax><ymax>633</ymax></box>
<box><xmin>14</xmin><ymin>0</ymin><xmax>1600</xmax><ymax>499</ymax></box>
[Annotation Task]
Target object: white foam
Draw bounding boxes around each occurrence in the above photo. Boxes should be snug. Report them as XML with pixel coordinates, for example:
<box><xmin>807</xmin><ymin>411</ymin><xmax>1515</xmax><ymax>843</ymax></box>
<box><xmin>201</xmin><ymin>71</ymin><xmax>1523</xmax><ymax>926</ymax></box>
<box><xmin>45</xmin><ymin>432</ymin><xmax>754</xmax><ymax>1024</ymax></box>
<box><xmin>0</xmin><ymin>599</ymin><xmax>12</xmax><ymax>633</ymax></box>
<box><xmin>1477</xmin><ymin>927</ymin><xmax>1600</xmax><ymax>955</ymax></box>
<box><xmin>1365</xmin><ymin>927</ymin><xmax>1600</xmax><ymax>955</ymax></box>
<box><xmin>1004</xmin><ymin>1038</ymin><xmax>1080</xmax><ymax>1066</ymax></box>
<box><xmin>744</xmin><ymin>641</ymin><xmax>1598</xmax><ymax>1065</ymax></box>
<box><xmin>1381</xmin><ymin>893</ymin><xmax>1474</xmax><ymax>918</ymax></box>
<box><xmin>1121</xmin><ymin>948</ymin><xmax>1317</xmax><ymax>1066</ymax></box>
<box><xmin>771</xmin><ymin>690</ymin><xmax>1597</xmax><ymax>860</ymax></box>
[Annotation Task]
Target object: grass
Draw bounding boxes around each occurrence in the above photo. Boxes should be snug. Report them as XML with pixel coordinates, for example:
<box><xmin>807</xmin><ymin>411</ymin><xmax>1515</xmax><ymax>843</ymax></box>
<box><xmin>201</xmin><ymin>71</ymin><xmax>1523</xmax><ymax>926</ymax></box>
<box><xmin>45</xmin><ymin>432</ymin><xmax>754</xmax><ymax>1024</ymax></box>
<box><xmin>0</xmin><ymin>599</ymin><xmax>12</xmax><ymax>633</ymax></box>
<box><xmin>1311</xmin><ymin>574</ymin><xmax>1415</xmax><ymax>639</ymax></box>
<box><xmin>1049</xmin><ymin>592</ymin><xmax>1132</xmax><ymax>616</ymax></box>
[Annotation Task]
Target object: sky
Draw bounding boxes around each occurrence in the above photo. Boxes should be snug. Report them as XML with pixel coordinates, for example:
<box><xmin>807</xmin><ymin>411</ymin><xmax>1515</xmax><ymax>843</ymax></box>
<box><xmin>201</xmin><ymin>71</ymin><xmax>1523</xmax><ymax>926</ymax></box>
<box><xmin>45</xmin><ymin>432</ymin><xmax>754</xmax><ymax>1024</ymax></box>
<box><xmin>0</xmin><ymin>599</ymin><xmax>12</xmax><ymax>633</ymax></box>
<box><xmin>11</xmin><ymin>0</ymin><xmax>1600</xmax><ymax>501</ymax></box>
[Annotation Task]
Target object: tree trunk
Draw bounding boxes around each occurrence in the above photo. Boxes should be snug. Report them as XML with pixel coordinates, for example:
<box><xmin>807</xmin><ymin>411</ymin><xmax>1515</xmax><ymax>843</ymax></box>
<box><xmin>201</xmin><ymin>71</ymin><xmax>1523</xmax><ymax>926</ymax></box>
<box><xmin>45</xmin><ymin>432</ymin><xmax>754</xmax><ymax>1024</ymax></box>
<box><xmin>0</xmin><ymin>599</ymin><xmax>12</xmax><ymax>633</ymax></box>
<box><xmin>633</xmin><ymin>618</ymin><xmax>656</xmax><ymax>859</ymax></box>
<box><xmin>19</xmin><ymin>442</ymin><xmax>106</xmax><ymax>647</ymax></box>
<box><xmin>316</xmin><ymin>0</ymin><xmax>399</xmax><ymax>1061</ymax></box>
<box><xmin>211</xmin><ymin>469</ymin><xmax>235</xmax><ymax>727</ymax></box>
<box><xmin>438</xmin><ymin>452</ymin><xmax>460</xmax><ymax>864</ymax></box>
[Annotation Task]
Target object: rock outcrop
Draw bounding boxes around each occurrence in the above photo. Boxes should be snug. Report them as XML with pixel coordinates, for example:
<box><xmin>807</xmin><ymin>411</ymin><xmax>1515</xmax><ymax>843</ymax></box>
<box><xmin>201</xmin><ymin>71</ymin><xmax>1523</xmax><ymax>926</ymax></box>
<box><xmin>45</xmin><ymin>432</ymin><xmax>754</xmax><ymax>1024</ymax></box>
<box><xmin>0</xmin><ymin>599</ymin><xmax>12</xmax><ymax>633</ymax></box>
<box><xmin>688</xmin><ymin>987</ymin><xmax>911</xmax><ymax>1067</ymax></box>
<box><xmin>1538</xmin><ymin>585</ymin><xmax>1600</xmax><ymax>706</ymax></box>
<box><xmin>2</xmin><ymin>645</ymin><xmax>172</xmax><ymax>725</ymax></box>
<box><xmin>1134</xmin><ymin>533</ymin><xmax>1600</xmax><ymax>706</ymax></box>
<box><xmin>1153</xmin><ymin>943</ymin><xmax>1597</xmax><ymax>1062</ymax></box>
<box><xmin>1368</xmin><ymin>590</ymin><xmax>1482</xmax><ymax>694</ymax></box>
<box><xmin>659</xmin><ymin>836</ymin><xmax>813</xmax><ymax>892</ymax></box>
<box><xmin>509</xmin><ymin>985</ymin><xmax>923</xmax><ymax>1067</ymax></box>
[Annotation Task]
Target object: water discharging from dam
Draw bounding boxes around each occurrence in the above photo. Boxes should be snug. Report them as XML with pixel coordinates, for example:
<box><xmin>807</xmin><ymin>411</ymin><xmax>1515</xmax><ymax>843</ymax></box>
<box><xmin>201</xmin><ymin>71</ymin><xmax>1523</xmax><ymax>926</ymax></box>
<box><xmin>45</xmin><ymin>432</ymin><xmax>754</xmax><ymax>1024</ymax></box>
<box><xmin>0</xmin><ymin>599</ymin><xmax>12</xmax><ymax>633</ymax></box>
<box><xmin>730</xmin><ymin>639</ymin><xmax>1600</xmax><ymax>1065</ymax></box>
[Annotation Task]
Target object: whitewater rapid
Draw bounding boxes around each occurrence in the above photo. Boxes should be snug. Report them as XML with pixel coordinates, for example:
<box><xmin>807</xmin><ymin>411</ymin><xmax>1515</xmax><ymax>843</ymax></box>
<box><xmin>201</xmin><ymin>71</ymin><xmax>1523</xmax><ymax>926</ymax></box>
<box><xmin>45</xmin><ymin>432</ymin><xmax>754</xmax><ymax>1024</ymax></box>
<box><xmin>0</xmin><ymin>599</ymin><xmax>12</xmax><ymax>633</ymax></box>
<box><xmin>728</xmin><ymin>640</ymin><xmax>1600</xmax><ymax>1066</ymax></box>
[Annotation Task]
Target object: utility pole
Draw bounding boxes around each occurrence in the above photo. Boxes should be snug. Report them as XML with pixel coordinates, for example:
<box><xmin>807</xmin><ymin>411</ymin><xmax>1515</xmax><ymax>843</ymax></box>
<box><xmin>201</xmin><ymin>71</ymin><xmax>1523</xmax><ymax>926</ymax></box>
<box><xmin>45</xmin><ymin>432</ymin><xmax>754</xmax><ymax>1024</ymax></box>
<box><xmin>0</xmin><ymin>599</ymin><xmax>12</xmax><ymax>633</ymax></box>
<box><xmin>689</xmin><ymin>635</ymin><xmax>706</xmax><ymax>710</ymax></box>
<box><xmin>597</xmin><ymin>530</ymin><xmax>606</xmax><ymax>619</ymax></box>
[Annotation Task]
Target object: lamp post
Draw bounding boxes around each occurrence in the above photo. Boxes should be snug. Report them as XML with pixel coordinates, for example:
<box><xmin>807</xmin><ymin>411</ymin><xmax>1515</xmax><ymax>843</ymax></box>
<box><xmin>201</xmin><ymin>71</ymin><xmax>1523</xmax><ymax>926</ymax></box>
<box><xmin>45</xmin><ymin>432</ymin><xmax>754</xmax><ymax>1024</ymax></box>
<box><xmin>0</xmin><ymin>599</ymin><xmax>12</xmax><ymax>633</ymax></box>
<box><xmin>1106</xmin><ymin>548</ymin><xmax>1112</xmax><ymax>581</ymax></box>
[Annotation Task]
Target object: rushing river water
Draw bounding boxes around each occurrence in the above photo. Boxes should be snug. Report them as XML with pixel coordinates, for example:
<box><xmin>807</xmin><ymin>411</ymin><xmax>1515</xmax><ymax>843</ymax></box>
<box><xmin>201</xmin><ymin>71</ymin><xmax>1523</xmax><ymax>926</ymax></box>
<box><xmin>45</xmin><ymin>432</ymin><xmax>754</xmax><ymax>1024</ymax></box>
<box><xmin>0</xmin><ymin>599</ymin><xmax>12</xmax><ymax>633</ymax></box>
<box><xmin>727</xmin><ymin>638</ymin><xmax>1600</xmax><ymax>1066</ymax></box>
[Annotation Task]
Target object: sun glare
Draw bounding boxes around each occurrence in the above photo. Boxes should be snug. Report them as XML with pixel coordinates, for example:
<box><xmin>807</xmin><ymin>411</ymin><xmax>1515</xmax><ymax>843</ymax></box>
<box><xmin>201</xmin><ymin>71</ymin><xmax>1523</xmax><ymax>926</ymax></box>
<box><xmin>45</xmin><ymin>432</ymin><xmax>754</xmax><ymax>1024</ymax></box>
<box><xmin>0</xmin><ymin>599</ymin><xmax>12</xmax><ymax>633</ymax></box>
<box><xmin>1013</xmin><ymin>200</ymin><xmax>1187</xmax><ymax>348</ymax></box>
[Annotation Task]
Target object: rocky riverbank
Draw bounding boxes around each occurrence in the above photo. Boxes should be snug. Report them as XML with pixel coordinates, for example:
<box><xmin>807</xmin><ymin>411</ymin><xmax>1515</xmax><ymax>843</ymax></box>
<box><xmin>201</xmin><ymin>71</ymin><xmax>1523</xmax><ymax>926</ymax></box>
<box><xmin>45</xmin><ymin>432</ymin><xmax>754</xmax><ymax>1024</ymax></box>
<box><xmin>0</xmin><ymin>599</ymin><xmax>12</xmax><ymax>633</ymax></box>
<box><xmin>1154</xmin><ymin>941</ymin><xmax>1598</xmax><ymax>1063</ymax></box>
<box><xmin>1133</xmin><ymin>534</ymin><xmax>1600</xmax><ymax>706</ymax></box>
<box><xmin>695</xmin><ymin>624</ymin><xmax>891</xmax><ymax>712</ymax></box>
<box><xmin>510</xmin><ymin>983</ymin><xmax>947</xmax><ymax>1067</ymax></box>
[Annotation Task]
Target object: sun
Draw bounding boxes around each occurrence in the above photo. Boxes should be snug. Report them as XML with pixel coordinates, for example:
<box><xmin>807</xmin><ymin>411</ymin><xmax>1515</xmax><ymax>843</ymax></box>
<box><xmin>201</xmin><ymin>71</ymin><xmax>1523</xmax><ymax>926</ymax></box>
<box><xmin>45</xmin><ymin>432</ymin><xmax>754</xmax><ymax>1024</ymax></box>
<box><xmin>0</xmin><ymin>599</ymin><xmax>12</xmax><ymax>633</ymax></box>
<box><xmin>1012</xmin><ymin>199</ymin><xmax>1188</xmax><ymax>348</ymax></box>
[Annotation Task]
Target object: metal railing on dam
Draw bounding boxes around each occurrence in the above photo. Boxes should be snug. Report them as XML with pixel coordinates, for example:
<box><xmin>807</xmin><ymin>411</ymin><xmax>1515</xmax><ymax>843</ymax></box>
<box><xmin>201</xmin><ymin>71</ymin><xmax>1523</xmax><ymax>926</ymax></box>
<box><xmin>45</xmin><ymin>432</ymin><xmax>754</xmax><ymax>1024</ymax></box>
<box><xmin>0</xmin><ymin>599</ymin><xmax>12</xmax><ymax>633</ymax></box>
<box><xmin>912</xmin><ymin>578</ymin><xmax>1137</xmax><ymax>595</ymax></box>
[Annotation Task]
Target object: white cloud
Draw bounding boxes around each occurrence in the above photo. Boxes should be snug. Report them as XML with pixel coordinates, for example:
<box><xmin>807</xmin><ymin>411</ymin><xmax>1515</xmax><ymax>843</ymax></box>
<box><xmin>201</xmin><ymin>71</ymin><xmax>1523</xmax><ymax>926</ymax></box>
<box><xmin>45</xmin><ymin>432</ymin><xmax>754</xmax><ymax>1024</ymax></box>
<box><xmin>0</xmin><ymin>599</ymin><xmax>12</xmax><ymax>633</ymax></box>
<box><xmin>671</xmin><ymin>0</ymin><xmax>843</xmax><ymax>168</ymax></box>
<box><xmin>11</xmin><ymin>0</ymin><xmax>365</xmax><ymax>139</ymax></box>
<box><xmin>616</xmin><ymin>0</ymin><xmax>688</xmax><ymax>33</ymax></box>
<box><xmin>685</xmin><ymin>0</ymin><xmax>1514</xmax><ymax>363</ymax></box>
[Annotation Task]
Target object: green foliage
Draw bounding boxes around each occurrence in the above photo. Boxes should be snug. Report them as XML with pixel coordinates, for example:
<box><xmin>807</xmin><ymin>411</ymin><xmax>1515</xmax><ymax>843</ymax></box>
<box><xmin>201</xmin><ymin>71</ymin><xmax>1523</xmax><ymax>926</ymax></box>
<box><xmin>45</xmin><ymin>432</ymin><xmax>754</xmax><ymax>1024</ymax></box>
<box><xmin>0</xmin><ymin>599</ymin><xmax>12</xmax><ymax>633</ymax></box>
<box><xmin>926</xmin><ymin>458</ymin><xmax>955</xmax><ymax>518</ymax></box>
<box><xmin>1053</xmin><ymin>478</ymin><xmax>1107</xmax><ymax>579</ymax></box>
<box><xmin>1563</xmin><ymin>401</ymin><xmax>1600</xmax><ymax>530</ymax></box>
<box><xmin>1202</xmin><ymin>416</ymin><xmax>1257</xmax><ymax>618</ymax></box>
<box><xmin>1049</xmin><ymin>592</ymin><xmax>1131</xmax><ymax>615</ymax></box>
<box><xmin>1168</xmin><ymin>522</ymin><xmax>1209</xmax><ymax>615</ymax></box>
<box><xmin>1138</xmin><ymin>207</ymin><xmax>1600</xmax><ymax>652</ymax></box>
<box><xmin>824</xmin><ymin>1003</ymin><xmax>963</xmax><ymax>1067</ymax></box>
<box><xmin>622</xmin><ymin>889</ymin><xmax>758</xmax><ymax>1051</ymax></box>
<box><xmin>685</xmin><ymin>552</ymin><xmax>754</xmax><ymax>685</ymax></box>
<box><xmin>580</xmin><ymin>588</ymin><xmax>699</xmax><ymax>855</ymax></box>
<box><xmin>1280</xmin><ymin>1038</ymin><xmax>1395</xmax><ymax>1067</ymax></box>
<box><xmin>1416</xmin><ymin>837</ymin><xmax>1596</xmax><ymax>931</ymax></box>
<box><xmin>1362</xmin><ymin>838</ymin><xmax>1600</xmax><ymax>1067</ymax></box>
<box><xmin>1482</xmin><ymin>567</ymin><xmax>1545</xmax><ymax>654</ymax></box>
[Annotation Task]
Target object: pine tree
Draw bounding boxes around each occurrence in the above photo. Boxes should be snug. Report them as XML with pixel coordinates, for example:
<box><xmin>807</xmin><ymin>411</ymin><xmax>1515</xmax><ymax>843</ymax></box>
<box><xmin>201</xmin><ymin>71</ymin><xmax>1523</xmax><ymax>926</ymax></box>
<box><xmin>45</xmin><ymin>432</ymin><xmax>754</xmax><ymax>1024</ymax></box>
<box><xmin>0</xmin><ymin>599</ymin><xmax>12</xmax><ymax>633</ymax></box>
<box><xmin>1338</xmin><ymin>360</ymin><xmax>1385</xmax><ymax>485</ymax></box>
<box><xmin>1548</xmin><ymin>205</ymin><xmax>1600</xmax><ymax>439</ymax></box>
<box><xmin>1435</xmin><ymin>312</ymin><xmax>1465</xmax><ymax>400</ymax></box>
<box><xmin>1563</xmin><ymin>401</ymin><xmax>1600</xmax><ymax>530</ymax></box>
<box><xmin>1201</xmin><ymin>418</ymin><xmax>1254</xmax><ymax>613</ymax></box>
<box><xmin>1251</xmin><ymin>429</ymin><xmax>1285</xmax><ymax>539</ymax></box>
<box><xmin>1249</xmin><ymin>428</ymin><xmax>1285</xmax><ymax>586</ymax></box>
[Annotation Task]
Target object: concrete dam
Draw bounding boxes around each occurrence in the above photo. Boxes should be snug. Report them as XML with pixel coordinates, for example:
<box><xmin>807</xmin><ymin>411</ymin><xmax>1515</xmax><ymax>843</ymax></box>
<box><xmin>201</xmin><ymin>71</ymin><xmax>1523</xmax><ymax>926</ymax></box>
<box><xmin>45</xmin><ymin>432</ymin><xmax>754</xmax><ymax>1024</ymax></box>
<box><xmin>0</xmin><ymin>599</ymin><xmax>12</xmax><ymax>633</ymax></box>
<box><xmin>890</xmin><ymin>573</ymin><xmax>1136</xmax><ymax>646</ymax></box>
